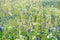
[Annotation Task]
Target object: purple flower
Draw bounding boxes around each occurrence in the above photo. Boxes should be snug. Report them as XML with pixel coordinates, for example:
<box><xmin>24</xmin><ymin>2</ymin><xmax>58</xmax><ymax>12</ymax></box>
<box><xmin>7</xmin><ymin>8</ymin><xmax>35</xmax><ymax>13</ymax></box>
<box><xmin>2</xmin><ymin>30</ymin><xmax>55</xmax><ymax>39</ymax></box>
<box><xmin>52</xmin><ymin>27</ymin><xmax>58</xmax><ymax>31</ymax></box>
<box><xmin>28</xmin><ymin>29</ymin><xmax>30</xmax><ymax>33</ymax></box>
<box><xmin>32</xmin><ymin>24</ymin><xmax>35</xmax><ymax>29</ymax></box>
<box><xmin>53</xmin><ymin>27</ymin><xmax>58</xmax><ymax>30</ymax></box>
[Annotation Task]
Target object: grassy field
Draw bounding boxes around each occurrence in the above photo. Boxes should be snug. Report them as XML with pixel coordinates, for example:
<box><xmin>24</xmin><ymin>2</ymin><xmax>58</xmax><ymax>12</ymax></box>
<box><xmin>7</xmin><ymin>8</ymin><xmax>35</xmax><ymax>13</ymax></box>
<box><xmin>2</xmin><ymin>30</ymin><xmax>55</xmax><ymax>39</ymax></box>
<box><xmin>0</xmin><ymin>0</ymin><xmax>60</xmax><ymax>40</ymax></box>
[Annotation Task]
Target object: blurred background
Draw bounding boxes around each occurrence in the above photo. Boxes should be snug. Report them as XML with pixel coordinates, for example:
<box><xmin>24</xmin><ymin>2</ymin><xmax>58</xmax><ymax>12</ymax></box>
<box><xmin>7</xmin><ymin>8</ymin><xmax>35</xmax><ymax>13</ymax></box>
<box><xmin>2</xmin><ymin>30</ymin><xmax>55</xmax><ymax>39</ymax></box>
<box><xmin>0</xmin><ymin>0</ymin><xmax>60</xmax><ymax>40</ymax></box>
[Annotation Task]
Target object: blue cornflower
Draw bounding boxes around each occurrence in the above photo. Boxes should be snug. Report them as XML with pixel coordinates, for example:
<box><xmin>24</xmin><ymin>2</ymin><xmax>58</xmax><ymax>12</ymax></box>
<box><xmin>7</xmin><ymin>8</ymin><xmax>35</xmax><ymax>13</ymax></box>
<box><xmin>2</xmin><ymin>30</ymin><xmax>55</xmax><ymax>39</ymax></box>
<box><xmin>28</xmin><ymin>29</ymin><xmax>30</xmax><ymax>33</ymax></box>
<box><xmin>48</xmin><ymin>29</ymin><xmax>51</xmax><ymax>33</ymax></box>
<box><xmin>0</xmin><ymin>26</ymin><xmax>4</xmax><ymax>32</ymax></box>
<box><xmin>0</xmin><ymin>27</ymin><xmax>2</xmax><ymax>32</ymax></box>
<box><xmin>32</xmin><ymin>24</ymin><xmax>35</xmax><ymax>29</ymax></box>
<box><xmin>53</xmin><ymin>27</ymin><xmax>58</xmax><ymax>30</ymax></box>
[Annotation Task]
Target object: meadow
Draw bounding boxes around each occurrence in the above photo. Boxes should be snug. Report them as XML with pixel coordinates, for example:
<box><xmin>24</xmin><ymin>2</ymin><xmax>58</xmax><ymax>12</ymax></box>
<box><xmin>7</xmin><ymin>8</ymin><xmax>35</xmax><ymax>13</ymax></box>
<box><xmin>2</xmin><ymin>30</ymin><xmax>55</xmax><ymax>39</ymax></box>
<box><xmin>0</xmin><ymin>0</ymin><xmax>60</xmax><ymax>40</ymax></box>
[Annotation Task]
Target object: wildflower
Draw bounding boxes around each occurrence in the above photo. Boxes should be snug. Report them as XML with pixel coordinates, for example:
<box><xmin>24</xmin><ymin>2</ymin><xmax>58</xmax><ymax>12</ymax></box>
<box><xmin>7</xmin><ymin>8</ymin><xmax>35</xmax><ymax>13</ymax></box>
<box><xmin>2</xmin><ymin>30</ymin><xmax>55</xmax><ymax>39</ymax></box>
<box><xmin>48</xmin><ymin>29</ymin><xmax>51</xmax><ymax>33</ymax></box>
<box><xmin>53</xmin><ymin>27</ymin><xmax>58</xmax><ymax>31</ymax></box>
<box><xmin>0</xmin><ymin>27</ymin><xmax>2</xmax><ymax>32</ymax></box>
<box><xmin>32</xmin><ymin>24</ymin><xmax>35</xmax><ymax>29</ymax></box>
<box><xmin>28</xmin><ymin>29</ymin><xmax>30</xmax><ymax>33</ymax></box>
<box><xmin>0</xmin><ymin>26</ymin><xmax>4</xmax><ymax>32</ymax></box>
